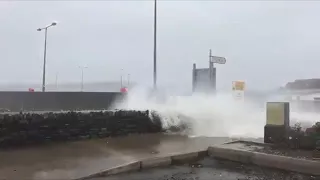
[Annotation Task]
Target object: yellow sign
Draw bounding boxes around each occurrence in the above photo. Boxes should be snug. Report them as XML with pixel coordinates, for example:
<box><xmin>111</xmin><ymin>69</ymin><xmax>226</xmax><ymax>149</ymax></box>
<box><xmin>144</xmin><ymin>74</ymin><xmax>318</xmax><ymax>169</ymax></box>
<box><xmin>266</xmin><ymin>102</ymin><xmax>285</xmax><ymax>126</ymax></box>
<box><xmin>232</xmin><ymin>81</ymin><xmax>245</xmax><ymax>91</ymax></box>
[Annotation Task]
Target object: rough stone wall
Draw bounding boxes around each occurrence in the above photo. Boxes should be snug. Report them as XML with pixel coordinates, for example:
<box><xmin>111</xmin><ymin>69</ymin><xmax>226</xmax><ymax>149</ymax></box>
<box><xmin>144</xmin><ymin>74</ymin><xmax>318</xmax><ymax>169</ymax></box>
<box><xmin>0</xmin><ymin>110</ymin><xmax>162</xmax><ymax>148</ymax></box>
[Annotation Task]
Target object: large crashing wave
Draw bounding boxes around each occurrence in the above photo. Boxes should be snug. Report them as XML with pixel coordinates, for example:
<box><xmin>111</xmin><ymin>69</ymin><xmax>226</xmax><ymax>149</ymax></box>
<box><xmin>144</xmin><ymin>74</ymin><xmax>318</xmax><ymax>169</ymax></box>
<box><xmin>113</xmin><ymin>86</ymin><xmax>319</xmax><ymax>138</ymax></box>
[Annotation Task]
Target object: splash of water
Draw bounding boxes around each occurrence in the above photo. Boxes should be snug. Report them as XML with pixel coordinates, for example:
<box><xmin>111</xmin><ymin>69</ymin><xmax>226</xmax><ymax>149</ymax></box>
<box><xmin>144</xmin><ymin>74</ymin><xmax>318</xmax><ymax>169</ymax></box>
<box><xmin>113</xmin><ymin>86</ymin><xmax>319</xmax><ymax>138</ymax></box>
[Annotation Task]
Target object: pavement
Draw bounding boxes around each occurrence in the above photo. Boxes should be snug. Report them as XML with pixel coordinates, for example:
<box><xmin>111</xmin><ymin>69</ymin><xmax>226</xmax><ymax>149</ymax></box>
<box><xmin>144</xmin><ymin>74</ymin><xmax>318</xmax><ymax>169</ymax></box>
<box><xmin>0</xmin><ymin>134</ymin><xmax>239</xmax><ymax>180</ymax></box>
<box><xmin>224</xmin><ymin>141</ymin><xmax>315</xmax><ymax>160</ymax></box>
<box><xmin>90</xmin><ymin>157</ymin><xmax>316</xmax><ymax>180</ymax></box>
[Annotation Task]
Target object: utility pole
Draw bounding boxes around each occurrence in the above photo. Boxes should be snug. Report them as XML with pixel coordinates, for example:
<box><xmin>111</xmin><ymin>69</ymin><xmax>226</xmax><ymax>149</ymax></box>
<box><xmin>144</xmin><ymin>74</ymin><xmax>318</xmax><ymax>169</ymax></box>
<box><xmin>153</xmin><ymin>0</ymin><xmax>157</xmax><ymax>90</ymax></box>
<box><xmin>78</xmin><ymin>66</ymin><xmax>87</xmax><ymax>92</ymax></box>
<box><xmin>127</xmin><ymin>74</ymin><xmax>130</xmax><ymax>87</ymax></box>
<box><xmin>37</xmin><ymin>22</ymin><xmax>57</xmax><ymax>92</ymax></box>
<box><xmin>42</xmin><ymin>29</ymin><xmax>48</xmax><ymax>92</ymax></box>
<box><xmin>55</xmin><ymin>72</ymin><xmax>58</xmax><ymax>90</ymax></box>
<box><xmin>120</xmin><ymin>69</ymin><xmax>123</xmax><ymax>88</ymax></box>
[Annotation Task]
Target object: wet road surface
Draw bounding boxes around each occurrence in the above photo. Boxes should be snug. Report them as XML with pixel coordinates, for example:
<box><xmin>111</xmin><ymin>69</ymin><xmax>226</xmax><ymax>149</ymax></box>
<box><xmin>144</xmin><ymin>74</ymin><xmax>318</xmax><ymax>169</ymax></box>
<box><xmin>0</xmin><ymin>134</ymin><xmax>242</xmax><ymax>180</ymax></box>
<box><xmin>92</xmin><ymin>157</ymin><xmax>318</xmax><ymax>180</ymax></box>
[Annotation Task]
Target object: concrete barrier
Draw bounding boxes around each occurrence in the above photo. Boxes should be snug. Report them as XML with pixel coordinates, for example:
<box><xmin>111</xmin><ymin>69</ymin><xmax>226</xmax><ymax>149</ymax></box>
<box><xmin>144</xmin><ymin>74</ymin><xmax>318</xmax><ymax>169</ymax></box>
<box><xmin>74</xmin><ymin>145</ymin><xmax>320</xmax><ymax>179</ymax></box>
<box><xmin>75</xmin><ymin>150</ymin><xmax>208</xmax><ymax>180</ymax></box>
<box><xmin>208</xmin><ymin>145</ymin><xmax>320</xmax><ymax>176</ymax></box>
<box><xmin>252</xmin><ymin>152</ymin><xmax>320</xmax><ymax>176</ymax></box>
<box><xmin>208</xmin><ymin>146</ymin><xmax>253</xmax><ymax>164</ymax></box>
<box><xmin>141</xmin><ymin>156</ymin><xmax>172</xmax><ymax>169</ymax></box>
<box><xmin>76</xmin><ymin>161</ymin><xmax>141</xmax><ymax>180</ymax></box>
<box><xmin>197</xmin><ymin>150</ymin><xmax>208</xmax><ymax>158</ymax></box>
<box><xmin>98</xmin><ymin>161</ymin><xmax>141</xmax><ymax>177</ymax></box>
<box><xmin>224</xmin><ymin>140</ymin><xmax>276</xmax><ymax>147</ymax></box>
<box><xmin>171</xmin><ymin>151</ymin><xmax>204</xmax><ymax>164</ymax></box>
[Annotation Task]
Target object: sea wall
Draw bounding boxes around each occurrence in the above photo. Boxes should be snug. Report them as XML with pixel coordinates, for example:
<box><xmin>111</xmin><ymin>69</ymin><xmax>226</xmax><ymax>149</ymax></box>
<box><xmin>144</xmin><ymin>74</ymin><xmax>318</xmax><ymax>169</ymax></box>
<box><xmin>0</xmin><ymin>110</ymin><xmax>162</xmax><ymax>148</ymax></box>
<box><xmin>0</xmin><ymin>91</ymin><xmax>123</xmax><ymax>112</ymax></box>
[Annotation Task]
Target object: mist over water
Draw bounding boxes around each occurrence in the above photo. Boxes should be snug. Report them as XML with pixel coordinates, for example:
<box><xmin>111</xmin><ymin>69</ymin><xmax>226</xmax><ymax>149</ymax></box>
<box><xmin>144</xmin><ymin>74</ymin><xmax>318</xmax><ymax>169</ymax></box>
<box><xmin>114</xmin><ymin>86</ymin><xmax>319</xmax><ymax>139</ymax></box>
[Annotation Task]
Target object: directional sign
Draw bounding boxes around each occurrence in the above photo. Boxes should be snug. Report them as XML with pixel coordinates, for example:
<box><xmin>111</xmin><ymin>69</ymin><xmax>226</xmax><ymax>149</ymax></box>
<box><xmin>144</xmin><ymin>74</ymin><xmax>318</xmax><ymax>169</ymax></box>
<box><xmin>232</xmin><ymin>81</ymin><xmax>245</xmax><ymax>91</ymax></box>
<box><xmin>232</xmin><ymin>81</ymin><xmax>245</xmax><ymax>101</ymax></box>
<box><xmin>211</xmin><ymin>56</ymin><xmax>226</xmax><ymax>64</ymax></box>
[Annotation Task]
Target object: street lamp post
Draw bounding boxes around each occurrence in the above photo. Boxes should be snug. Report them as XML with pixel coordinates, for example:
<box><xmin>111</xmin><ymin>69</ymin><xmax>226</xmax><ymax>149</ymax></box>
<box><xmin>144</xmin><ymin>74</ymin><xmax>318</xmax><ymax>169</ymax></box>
<box><xmin>153</xmin><ymin>0</ymin><xmax>157</xmax><ymax>90</ymax></box>
<box><xmin>127</xmin><ymin>74</ymin><xmax>130</xmax><ymax>87</ymax></box>
<box><xmin>37</xmin><ymin>22</ymin><xmax>57</xmax><ymax>92</ymax></box>
<box><xmin>55</xmin><ymin>72</ymin><xmax>58</xmax><ymax>90</ymax></box>
<box><xmin>120</xmin><ymin>69</ymin><xmax>124</xmax><ymax>88</ymax></box>
<box><xmin>78</xmin><ymin>66</ymin><xmax>88</xmax><ymax>92</ymax></box>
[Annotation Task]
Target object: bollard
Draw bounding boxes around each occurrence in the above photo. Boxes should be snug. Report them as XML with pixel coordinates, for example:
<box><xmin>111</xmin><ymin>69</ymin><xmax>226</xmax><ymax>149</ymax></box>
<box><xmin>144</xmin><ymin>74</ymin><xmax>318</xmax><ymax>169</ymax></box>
<box><xmin>264</xmin><ymin>102</ymin><xmax>290</xmax><ymax>144</ymax></box>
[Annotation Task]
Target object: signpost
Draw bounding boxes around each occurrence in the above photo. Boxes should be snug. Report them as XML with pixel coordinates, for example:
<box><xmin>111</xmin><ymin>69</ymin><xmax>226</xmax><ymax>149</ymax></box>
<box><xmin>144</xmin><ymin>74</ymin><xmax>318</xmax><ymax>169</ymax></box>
<box><xmin>232</xmin><ymin>81</ymin><xmax>245</xmax><ymax>91</ymax></box>
<box><xmin>192</xmin><ymin>49</ymin><xmax>227</xmax><ymax>93</ymax></box>
<box><xmin>232</xmin><ymin>81</ymin><xmax>245</xmax><ymax>101</ymax></box>
<box><xmin>208</xmin><ymin>49</ymin><xmax>227</xmax><ymax>92</ymax></box>
<box><xmin>211</xmin><ymin>56</ymin><xmax>226</xmax><ymax>64</ymax></box>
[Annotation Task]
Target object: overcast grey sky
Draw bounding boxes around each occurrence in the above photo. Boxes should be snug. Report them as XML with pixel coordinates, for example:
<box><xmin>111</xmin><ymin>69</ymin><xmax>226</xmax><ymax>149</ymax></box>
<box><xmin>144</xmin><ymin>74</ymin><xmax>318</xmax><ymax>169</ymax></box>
<box><xmin>0</xmin><ymin>1</ymin><xmax>320</xmax><ymax>91</ymax></box>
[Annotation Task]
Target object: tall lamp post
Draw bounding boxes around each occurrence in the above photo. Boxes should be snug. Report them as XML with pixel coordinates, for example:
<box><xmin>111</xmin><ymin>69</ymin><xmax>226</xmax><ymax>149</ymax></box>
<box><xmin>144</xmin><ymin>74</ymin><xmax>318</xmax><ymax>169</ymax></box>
<box><xmin>37</xmin><ymin>22</ymin><xmax>57</xmax><ymax>92</ymax></box>
<box><xmin>153</xmin><ymin>0</ymin><xmax>157</xmax><ymax>90</ymax></box>
<box><xmin>127</xmin><ymin>73</ymin><xmax>130</xmax><ymax>87</ymax></box>
<box><xmin>55</xmin><ymin>72</ymin><xmax>59</xmax><ymax>90</ymax></box>
<box><xmin>78</xmin><ymin>66</ymin><xmax>88</xmax><ymax>92</ymax></box>
<box><xmin>120</xmin><ymin>69</ymin><xmax>124</xmax><ymax>88</ymax></box>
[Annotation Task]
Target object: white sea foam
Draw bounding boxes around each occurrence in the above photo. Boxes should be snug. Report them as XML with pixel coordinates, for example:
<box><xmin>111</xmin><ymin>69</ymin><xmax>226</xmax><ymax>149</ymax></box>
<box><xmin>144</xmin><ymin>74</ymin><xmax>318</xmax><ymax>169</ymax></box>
<box><xmin>114</xmin><ymin>86</ymin><xmax>319</xmax><ymax>138</ymax></box>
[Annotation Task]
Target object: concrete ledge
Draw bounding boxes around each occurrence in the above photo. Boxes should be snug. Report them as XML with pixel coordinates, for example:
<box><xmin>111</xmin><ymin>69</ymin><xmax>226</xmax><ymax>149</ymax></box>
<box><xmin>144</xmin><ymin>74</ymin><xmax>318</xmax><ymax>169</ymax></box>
<box><xmin>75</xmin><ymin>161</ymin><xmax>141</xmax><ymax>180</ymax></box>
<box><xmin>75</xmin><ymin>146</ymin><xmax>320</xmax><ymax>179</ymax></box>
<box><xmin>208</xmin><ymin>146</ymin><xmax>253</xmax><ymax>164</ymax></box>
<box><xmin>98</xmin><ymin>161</ymin><xmax>141</xmax><ymax>176</ymax></box>
<box><xmin>224</xmin><ymin>140</ymin><xmax>276</xmax><ymax>147</ymax></box>
<box><xmin>74</xmin><ymin>151</ymin><xmax>207</xmax><ymax>180</ymax></box>
<box><xmin>208</xmin><ymin>145</ymin><xmax>320</xmax><ymax>176</ymax></box>
<box><xmin>171</xmin><ymin>151</ymin><xmax>203</xmax><ymax>164</ymax></box>
<box><xmin>252</xmin><ymin>152</ymin><xmax>320</xmax><ymax>176</ymax></box>
<box><xmin>141</xmin><ymin>156</ymin><xmax>172</xmax><ymax>169</ymax></box>
<box><xmin>197</xmin><ymin>150</ymin><xmax>208</xmax><ymax>158</ymax></box>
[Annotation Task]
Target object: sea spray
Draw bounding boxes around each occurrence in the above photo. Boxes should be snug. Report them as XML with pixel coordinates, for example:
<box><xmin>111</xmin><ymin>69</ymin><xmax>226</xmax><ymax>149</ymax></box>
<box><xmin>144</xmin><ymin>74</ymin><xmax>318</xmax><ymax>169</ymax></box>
<box><xmin>114</xmin><ymin>86</ymin><xmax>319</xmax><ymax>138</ymax></box>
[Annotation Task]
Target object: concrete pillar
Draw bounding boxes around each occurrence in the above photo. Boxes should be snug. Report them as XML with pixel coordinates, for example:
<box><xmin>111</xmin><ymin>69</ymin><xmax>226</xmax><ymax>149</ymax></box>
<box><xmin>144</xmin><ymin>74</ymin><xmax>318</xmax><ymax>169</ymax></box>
<box><xmin>264</xmin><ymin>102</ymin><xmax>290</xmax><ymax>143</ymax></box>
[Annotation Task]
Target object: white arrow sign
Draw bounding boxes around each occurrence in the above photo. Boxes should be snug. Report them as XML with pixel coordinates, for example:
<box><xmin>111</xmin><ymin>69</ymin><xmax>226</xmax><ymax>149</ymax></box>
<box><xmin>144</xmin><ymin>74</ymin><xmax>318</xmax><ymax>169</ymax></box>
<box><xmin>211</xmin><ymin>56</ymin><xmax>226</xmax><ymax>64</ymax></box>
